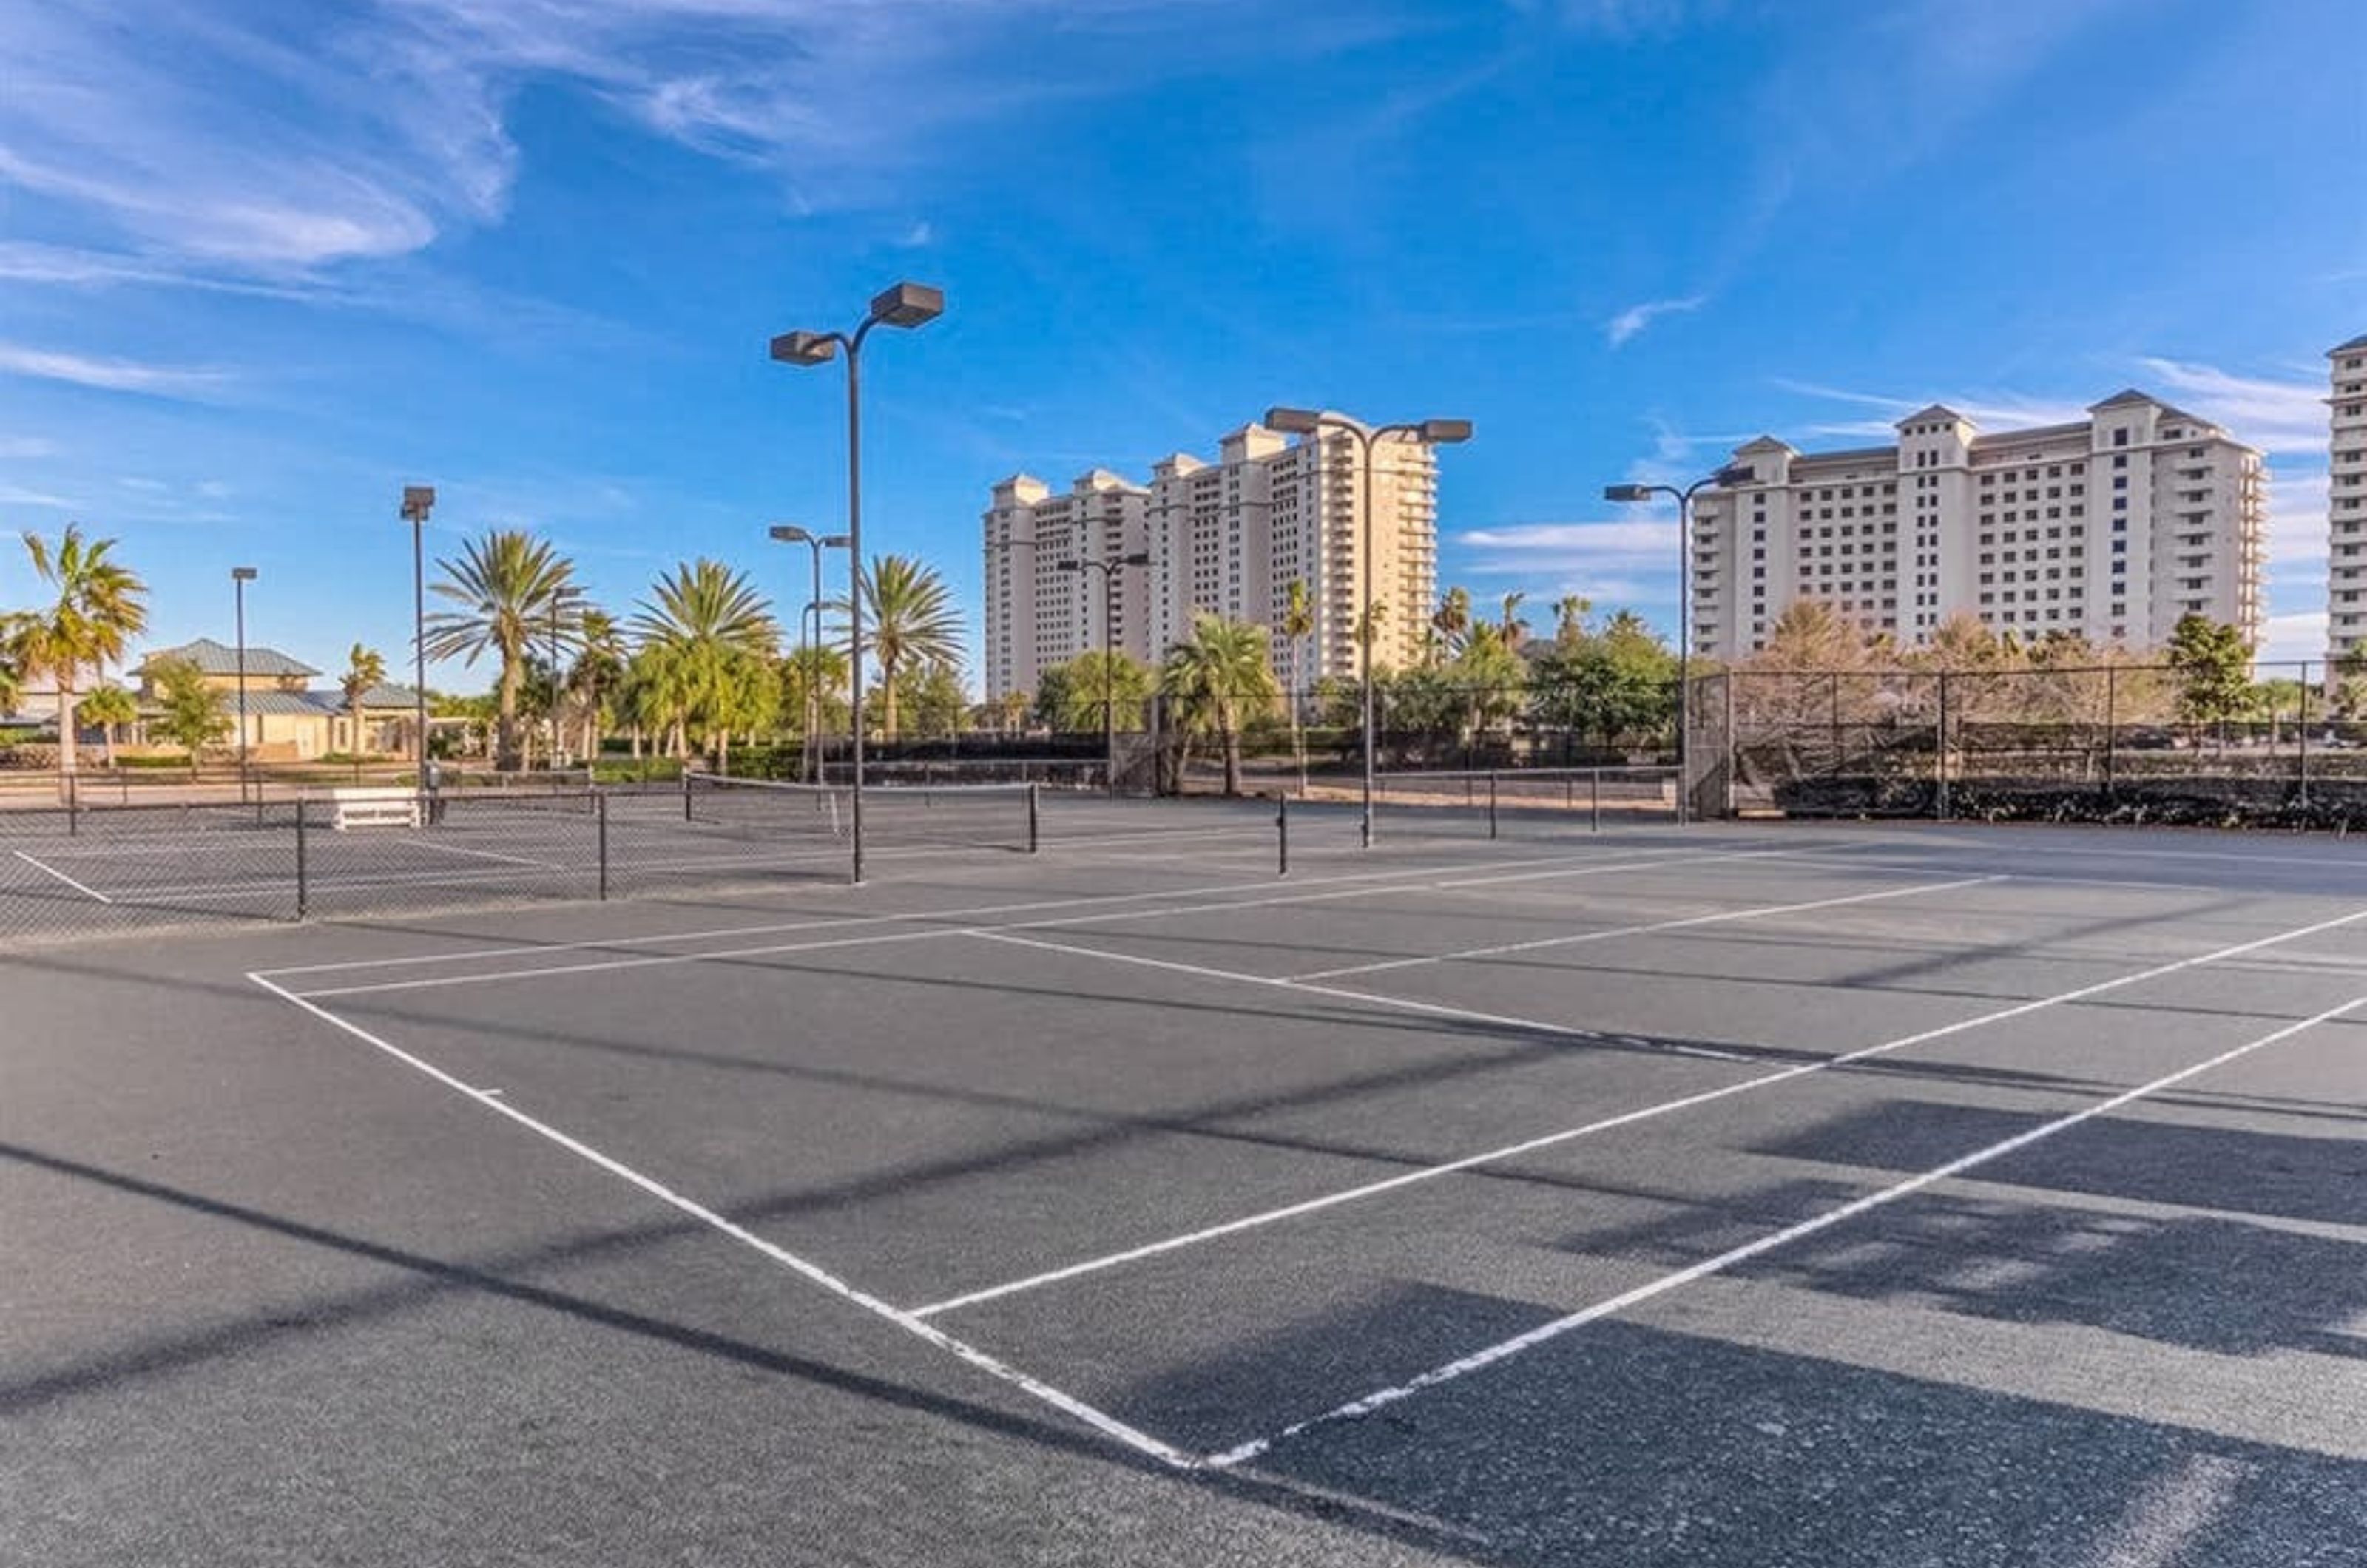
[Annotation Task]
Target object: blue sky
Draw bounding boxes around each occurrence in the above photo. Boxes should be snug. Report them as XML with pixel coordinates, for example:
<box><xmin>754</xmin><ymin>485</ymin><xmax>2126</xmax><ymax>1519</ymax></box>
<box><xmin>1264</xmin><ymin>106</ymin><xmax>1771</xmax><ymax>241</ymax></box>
<box><xmin>1</xmin><ymin>0</ymin><xmax>2362</xmax><ymax>692</ymax></box>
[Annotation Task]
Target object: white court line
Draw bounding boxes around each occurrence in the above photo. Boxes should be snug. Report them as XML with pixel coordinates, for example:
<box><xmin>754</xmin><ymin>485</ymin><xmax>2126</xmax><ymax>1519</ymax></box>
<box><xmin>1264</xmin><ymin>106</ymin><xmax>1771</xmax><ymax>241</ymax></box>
<box><xmin>1203</xmin><ymin>988</ymin><xmax>2367</xmax><ymax>1469</ymax></box>
<box><xmin>915</xmin><ymin>889</ymin><xmax>2366</xmax><ymax>1319</ymax></box>
<box><xmin>10</xmin><ymin>848</ymin><xmax>115</xmax><ymax>904</ymax></box>
<box><xmin>256</xmin><ymin>839</ymin><xmax>1782</xmax><ymax>980</ymax></box>
<box><xmin>286</xmin><ymin>844</ymin><xmax>1822</xmax><ymax>1000</ymax></box>
<box><xmin>1291</xmin><ymin>875</ymin><xmax>2007</xmax><ymax>981</ymax></box>
<box><xmin>402</xmin><ymin>836</ymin><xmax>567</xmax><ymax>871</ymax></box>
<box><xmin>244</xmin><ymin>970</ymin><xmax>1200</xmax><ymax>1470</ymax></box>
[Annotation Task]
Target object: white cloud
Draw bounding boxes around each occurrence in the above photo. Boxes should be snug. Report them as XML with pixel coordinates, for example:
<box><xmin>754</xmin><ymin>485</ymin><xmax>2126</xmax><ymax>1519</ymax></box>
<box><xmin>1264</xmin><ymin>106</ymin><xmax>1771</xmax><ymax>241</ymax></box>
<box><xmin>0</xmin><ymin>343</ymin><xmax>229</xmax><ymax>398</ymax></box>
<box><xmin>1453</xmin><ymin>518</ymin><xmax>1679</xmax><ymax>601</ymax></box>
<box><xmin>2137</xmin><ymin>358</ymin><xmax>2329</xmax><ymax>455</ymax></box>
<box><xmin>2266</xmin><ymin>470</ymin><xmax>2331</xmax><ymax>567</ymax></box>
<box><xmin>1605</xmin><ymin>294</ymin><xmax>1704</xmax><ymax>348</ymax></box>
<box><xmin>2255</xmin><ymin>610</ymin><xmax>2328</xmax><ymax>666</ymax></box>
<box><xmin>1775</xmin><ymin>378</ymin><xmax>2093</xmax><ymax>437</ymax></box>
<box><xmin>0</xmin><ymin>434</ymin><xmax>59</xmax><ymax>459</ymax></box>
<box><xmin>0</xmin><ymin>482</ymin><xmax>73</xmax><ymax>509</ymax></box>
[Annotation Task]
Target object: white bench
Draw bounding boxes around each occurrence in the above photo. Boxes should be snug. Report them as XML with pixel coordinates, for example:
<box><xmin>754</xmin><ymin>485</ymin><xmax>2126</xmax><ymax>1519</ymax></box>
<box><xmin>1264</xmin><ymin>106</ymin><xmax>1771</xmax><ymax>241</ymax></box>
<box><xmin>330</xmin><ymin>786</ymin><xmax>421</xmax><ymax>831</ymax></box>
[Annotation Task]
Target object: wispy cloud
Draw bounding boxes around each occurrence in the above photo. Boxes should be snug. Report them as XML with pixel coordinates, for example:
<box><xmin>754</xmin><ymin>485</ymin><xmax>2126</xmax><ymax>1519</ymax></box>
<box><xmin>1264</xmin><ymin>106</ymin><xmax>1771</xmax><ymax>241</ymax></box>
<box><xmin>2136</xmin><ymin>358</ymin><xmax>2328</xmax><ymax>455</ymax></box>
<box><xmin>1606</xmin><ymin>294</ymin><xmax>1704</xmax><ymax>348</ymax></box>
<box><xmin>0</xmin><ymin>434</ymin><xmax>60</xmax><ymax>459</ymax></box>
<box><xmin>1773</xmin><ymin>378</ymin><xmax>2094</xmax><ymax>438</ymax></box>
<box><xmin>2255</xmin><ymin>610</ymin><xmax>2328</xmax><ymax>666</ymax></box>
<box><xmin>0</xmin><ymin>343</ymin><xmax>229</xmax><ymax>398</ymax></box>
<box><xmin>0</xmin><ymin>482</ymin><xmax>74</xmax><ymax>509</ymax></box>
<box><xmin>1453</xmin><ymin>518</ymin><xmax>1678</xmax><ymax>603</ymax></box>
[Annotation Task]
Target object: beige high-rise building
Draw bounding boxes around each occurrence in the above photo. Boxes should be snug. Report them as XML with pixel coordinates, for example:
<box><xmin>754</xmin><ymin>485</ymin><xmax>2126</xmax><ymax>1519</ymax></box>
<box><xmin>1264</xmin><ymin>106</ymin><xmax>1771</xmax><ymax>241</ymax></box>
<box><xmin>982</xmin><ymin>414</ymin><xmax>1440</xmax><ymax>699</ymax></box>
<box><xmin>2323</xmin><ymin>334</ymin><xmax>2367</xmax><ymax>656</ymax></box>
<box><xmin>1690</xmin><ymin>390</ymin><xmax>2266</xmax><ymax>661</ymax></box>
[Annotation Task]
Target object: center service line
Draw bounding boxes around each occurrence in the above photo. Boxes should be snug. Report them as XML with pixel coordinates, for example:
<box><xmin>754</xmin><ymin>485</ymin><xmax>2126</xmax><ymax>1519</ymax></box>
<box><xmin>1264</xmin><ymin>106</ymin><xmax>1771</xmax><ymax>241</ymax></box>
<box><xmin>244</xmin><ymin>970</ymin><xmax>1201</xmax><ymax>1470</ymax></box>
<box><xmin>1204</xmin><ymin>990</ymin><xmax>2367</xmax><ymax>1470</ymax></box>
<box><xmin>918</xmin><ymin>887</ymin><xmax>2366</xmax><ymax>1322</ymax></box>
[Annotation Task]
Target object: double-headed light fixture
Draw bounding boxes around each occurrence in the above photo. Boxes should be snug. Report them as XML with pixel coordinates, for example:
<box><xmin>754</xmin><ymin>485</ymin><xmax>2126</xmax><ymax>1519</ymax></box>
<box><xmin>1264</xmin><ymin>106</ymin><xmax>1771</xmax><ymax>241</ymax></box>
<box><xmin>1601</xmin><ymin>462</ymin><xmax>1753</xmax><ymax>825</ymax></box>
<box><xmin>770</xmin><ymin>282</ymin><xmax>943</xmax><ymax>884</ymax></box>
<box><xmin>1264</xmin><ymin>407</ymin><xmax>1472</xmax><ymax>848</ymax></box>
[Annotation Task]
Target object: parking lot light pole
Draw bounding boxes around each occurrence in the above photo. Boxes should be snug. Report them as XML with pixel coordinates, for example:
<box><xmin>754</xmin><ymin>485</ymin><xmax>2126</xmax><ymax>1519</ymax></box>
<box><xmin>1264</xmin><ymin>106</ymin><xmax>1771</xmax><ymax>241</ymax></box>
<box><xmin>232</xmin><ymin>567</ymin><xmax>257</xmax><ymax>802</ymax></box>
<box><xmin>1603</xmin><ymin>463</ymin><xmax>1754</xmax><ymax>826</ymax></box>
<box><xmin>1056</xmin><ymin>551</ymin><xmax>1151</xmax><ymax>794</ymax></box>
<box><xmin>1265</xmin><ymin>408</ymin><xmax>1472</xmax><ymax>848</ymax></box>
<box><xmin>771</xmin><ymin>281</ymin><xmax>944</xmax><ymax>885</ymax></box>
<box><xmin>401</xmin><ymin>486</ymin><xmax>436</xmax><ymax>793</ymax></box>
<box><xmin>771</xmin><ymin>524</ymin><xmax>851</xmax><ymax>783</ymax></box>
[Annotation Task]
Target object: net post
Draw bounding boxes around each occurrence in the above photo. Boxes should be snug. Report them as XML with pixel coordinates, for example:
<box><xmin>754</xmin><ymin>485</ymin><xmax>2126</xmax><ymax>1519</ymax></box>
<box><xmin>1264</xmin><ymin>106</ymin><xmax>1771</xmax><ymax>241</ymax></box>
<box><xmin>1027</xmin><ymin>783</ymin><xmax>1041</xmax><ymax>855</ymax></box>
<box><xmin>596</xmin><ymin>790</ymin><xmax>610</xmax><ymax>901</ymax></box>
<box><xmin>1487</xmin><ymin>770</ymin><xmax>1499</xmax><ymax>840</ymax></box>
<box><xmin>2298</xmin><ymin>660</ymin><xmax>2312</xmax><ymax>808</ymax></box>
<box><xmin>1276</xmin><ymin>791</ymin><xmax>1289</xmax><ymax>877</ymax></box>
<box><xmin>681</xmin><ymin>766</ymin><xmax>692</xmax><ymax>823</ymax></box>
<box><xmin>294</xmin><ymin>794</ymin><xmax>310</xmax><ymax>921</ymax></box>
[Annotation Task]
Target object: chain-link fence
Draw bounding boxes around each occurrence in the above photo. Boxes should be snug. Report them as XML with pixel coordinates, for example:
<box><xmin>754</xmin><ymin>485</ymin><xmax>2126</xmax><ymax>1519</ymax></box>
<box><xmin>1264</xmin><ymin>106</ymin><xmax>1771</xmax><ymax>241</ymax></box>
<box><xmin>1701</xmin><ymin>660</ymin><xmax>2363</xmax><ymax>826</ymax></box>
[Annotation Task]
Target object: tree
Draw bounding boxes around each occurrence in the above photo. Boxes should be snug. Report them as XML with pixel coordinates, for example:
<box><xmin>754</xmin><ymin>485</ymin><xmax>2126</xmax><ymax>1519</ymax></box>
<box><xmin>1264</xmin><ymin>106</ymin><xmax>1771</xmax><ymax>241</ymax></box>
<box><xmin>2165</xmin><ymin>612</ymin><xmax>2251</xmax><ymax>725</ymax></box>
<box><xmin>1551</xmin><ymin>594</ymin><xmax>1592</xmax><ymax>649</ymax></box>
<box><xmin>0</xmin><ymin>615</ymin><xmax>27</xmax><ymax>714</ymax></box>
<box><xmin>340</xmin><ymin>643</ymin><xmax>387</xmax><ymax>757</ymax></box>
<box><xmin>778</xmin><ymin>643</ymin><xmax>851</xmax><ymax>741</ymax></box>
<box><xmin>1498</xmin><ymin>590</ymin><xmax>1530</xmax><ymax>653</ymax></box>
<box><xmin>569</xmin><ymin>609</ymin><xmax>627</xmax><ymax>763</ymax></box>
<box><xmin>1161</xmin><ymin>613</ymin><xmax>1277</xmax><ymax>796</ymax></box>
<box><xmin>1035</xmin><ymin>649</ymin><xmax>1156</xmax><ymax>734</ymax></box>
<box><xmin>1280</xmin><ymin>578</ymin><xmax>1316</xmax><ymax>788</ymax></box>
<box><xmin>78</xmin><ymin>683</ymin><xmax>138</xmax><ymax>767</ymax></box>
<box><xmin>994</xmin><ymin>689</ymin><xmax>1031</xmax><ymax>735</ymax></box>
<box><xmin>422</xmin><ymin>530</ymin><xmax>579</xmax><ymax>770</ymax></box>
<box><xmin>896</xmin><ymin>660</ymin><xmax>968</xmax><ymax>739</ymax></box>
<box><xmin>13</xmin><ymin>524</ymin><xmax>149</xmax><ymax>778</ymax></box>
<box><xmin>1430</xmin><ymin>586</ymin><xmax>1472</xmax><ymax>663</ymax></box>
<box><xmin>149</xmin><ymin>655</ymin><xmax>229</xmax><ymax>774</ymax></box>
<box><xmin>860</xmin><ymin>554</ymin><xmax>962</xmax><ymax>741</ymax></box>
<box><xmin>1533</xmin><ymin>609</ymin><xmax>1676</xmax><ymax>748</ymax></box>
<box><xmin>632</xmin><ymin>558</ymin><xmax>779</xmax><ymax>770</ymax></box>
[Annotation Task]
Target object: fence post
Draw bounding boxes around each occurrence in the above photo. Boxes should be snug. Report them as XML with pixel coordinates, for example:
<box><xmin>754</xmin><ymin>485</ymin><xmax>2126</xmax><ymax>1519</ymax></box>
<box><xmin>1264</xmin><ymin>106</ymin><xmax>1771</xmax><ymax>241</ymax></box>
<box><xmin>65</xmin><ymin>771</ymin><xmax>78</xmax><ymax>837</ymax></box>
<box><xmin>681</xmin><ymin>766</ymin><xmax>692</xmax><ymax>822</ymax></box>
<box><xmin>295</xmin><ymin>796</ymin><xmax>309</xmax><ymax>920</ymax></box>
<box><xmin>1590</xmin><ymin>768</ymin><xmax>1601</xmax><ymax>833</ymax></box>
<box><xmin>1275</xmin><ymin>791</ymin><xmax>1289</xmax><ymax>877</ymax></box>
<box><xmin>2298</xmin><ymin>660</ymin><xmax>2312</xmax><ymax>808</ymax></box>
<box><xmin>1027</xmin><ymin>783</ymin><xmax>1041</xmax><ymax>854</ymax></box>
<box><xmin>596</xmin><ymin>790</ymin><xmax>610</xmax><ymax>901</ymax></box>
<box><xmin>1934</xmin><ymin>670</ymin><xmax>1950</xmax><ymax>820</ymax></box>
<box><xmin>1829</xmin><ymin>672</ymin><xmax>1843</xmax><ymax>776</ymax></box>
<box><xmin>1487</xmin><ymin>770</ymin><xmax>1499</xmax><ymax>840</ymax></box>
<box><xmin>1722</xmin><ymin>671</ymin><xmax>1737</xmax><ymax>820</ymax></box>
<box><xmin>2104</xmin><ymin>666</ymin><xmax>2118</xmax><ymax>797</ymax></box>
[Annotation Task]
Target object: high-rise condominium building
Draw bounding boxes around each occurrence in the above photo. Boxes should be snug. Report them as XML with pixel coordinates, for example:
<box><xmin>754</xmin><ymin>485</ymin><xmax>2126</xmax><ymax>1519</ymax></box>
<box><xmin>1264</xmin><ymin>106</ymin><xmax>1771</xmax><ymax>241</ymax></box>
<box><xmin>2323</xmin><ymin>334</ymin><xmax>2367</xmax><ymax>657</ymax></box>
<box><xmin>981</xmin><ymin>416</ymin><xmax>1440</xmax><ymax>700</ymax></box>
<box><xmin>1690</xmin><ymin>390</ymin><xmax>2266</xmax><ymax>661</ymax></box>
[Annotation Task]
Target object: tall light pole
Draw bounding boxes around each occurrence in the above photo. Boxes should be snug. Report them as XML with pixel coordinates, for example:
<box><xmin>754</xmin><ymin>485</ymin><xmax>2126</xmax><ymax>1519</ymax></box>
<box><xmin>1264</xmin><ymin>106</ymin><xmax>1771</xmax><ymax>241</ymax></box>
<box><xmin>771</xmin><ymin>524</ymin><xmax>851</xmax><ymax>783</ymax></box>
<box><xmin>547</xmin><ymin>592</ymin><xmax>564</xmax><ymax>771</ymax></box>
<box><xmin>1266</xmin><ymin>408</ymin><xmax>1471</xmax><ymax>848</ymax></box>
<box><xmin>1056</xmin><ymin>551</ymin><xmax>1151</xmax><ymax>794</ymax></box>
<box><xmin>1604</xmin><ymin>464</ymin><xmax>1754</xmax><ymax>826</ymax></box>
<box><xmin>401</xmin><ymin>486</ymin><xmax>435</xmax><ymax>793</ymax></box>
<box><xmin>232</xmin><ymin>567</ymin><xmax>256</xmax><ymax>801</ymax></box>
<box><xmin>771</xmin><ymin>281</ymin><xmax>944</xmax><ymax>885</ymax></box>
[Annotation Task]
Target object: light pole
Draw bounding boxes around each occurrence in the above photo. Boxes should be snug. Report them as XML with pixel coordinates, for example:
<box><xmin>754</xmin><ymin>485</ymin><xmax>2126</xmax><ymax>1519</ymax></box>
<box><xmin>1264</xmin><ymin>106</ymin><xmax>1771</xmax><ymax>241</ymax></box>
<box><xmin>547</xmin><ymin>592</ymin><xmax>564</xmax><ymax>771</ymax></box>
<box><xmin>771</xmin><ymin>524</ymin><xmax>851</xmax><ymax>783</ymax></box>
<box><xmin>1056</xmin><ymin>551</ymin><xmax>1151</xmax><ymax>794</ymax></box>
<box><xmin>1265</xmin><ymin>408</ymin><xmax>1471</xmax><ymax>848</ymax></box>
<box><xmin>1603</xmin><ymin>464</ymin><xmax>1753</xmax><ymax>826</ymax></box>
<box><xmin>401</xmin><ymin>486</ymin><xmax>435</xmax><ymax>792</ymax></box>
<box><xmin>232</xmin><ymin>567</ymin><xmax>256</xmax><ymax>802</ymax></box>
<box><xmin>771</xmin><ymin>281</ymin><xmax>944</xmax><ymax>885</ymax></box>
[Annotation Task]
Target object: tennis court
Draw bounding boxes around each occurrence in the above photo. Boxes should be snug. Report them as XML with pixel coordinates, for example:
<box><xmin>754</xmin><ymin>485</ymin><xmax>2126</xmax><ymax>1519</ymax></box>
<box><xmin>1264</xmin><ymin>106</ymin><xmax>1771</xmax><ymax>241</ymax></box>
<box><xmin>6</xmin><ymin>805</ymin><xmax>2365</xmax><ymax>1565</ymax></box>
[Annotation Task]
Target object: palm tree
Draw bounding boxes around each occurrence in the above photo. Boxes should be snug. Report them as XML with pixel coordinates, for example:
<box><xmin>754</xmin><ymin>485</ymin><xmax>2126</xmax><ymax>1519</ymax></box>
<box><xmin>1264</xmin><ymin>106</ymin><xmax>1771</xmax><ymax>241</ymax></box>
<box><xmin>1161</xmin><ymin>612</ymin><xmax>1278</xmax><ymax>797</ymax></box>
<box><xmin>421</xmin><ymin>530</ymin><xmax>579</xmax><ymax>771</ymax></box>
<box><xmin>569</xmin><ymin>608</ymin><xmax>627</xmax><ymax>763</ymax></box>
<box><xmin>632</xmin><ymin>558</ymin><xmax>778</xmax><ymax>771</ymax></box>
<box><xmin>340</xmin><ymin>643</ymin><xmax>387</xmax><ymax>757</ymax></box>
<box><xmin>1499</xmin><ymin>590</ymin><xmax>1530</xmax><ymax>653</ymax></box>
<box><xmin>1281</xmin><ymin>578</ymin><xmax>1315</xmax><ymax>791</ymax></box>
<box><xmin>860</xmin><ymin>554</ymin><xmax>962</xmax><ymax>741</ymax></box>
<box><xmin>13</xmin><ymin>524</ymin><xmax>149</xmax><ymax>779</ymax></box>
<box><xmin>1552</xmin><ymin>594</ymin><xmax>1591</xmax><ymax>647</ymax></box>
<box><xmin>1430</xmin><ymin>585</ymin><xmax>1472</xmax><ymax>663</ymax></box>
<box><xmin>78</xmin><ymin>683</ymin><xmax>138</xmax><ymax>767</ymax></box>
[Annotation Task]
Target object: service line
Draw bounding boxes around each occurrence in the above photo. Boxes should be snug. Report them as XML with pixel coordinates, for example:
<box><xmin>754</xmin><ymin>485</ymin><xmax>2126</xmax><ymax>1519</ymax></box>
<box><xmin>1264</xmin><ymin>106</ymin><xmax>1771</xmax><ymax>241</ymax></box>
<box><xmin>11</xmin><ymin>848</ymin><xmax>115</xmax><ymax>904</ymax></box>
<box><xmin>916</xmin><ymin>886</ymin><xmax>2363</xmax><ymax>1321</ymax></box>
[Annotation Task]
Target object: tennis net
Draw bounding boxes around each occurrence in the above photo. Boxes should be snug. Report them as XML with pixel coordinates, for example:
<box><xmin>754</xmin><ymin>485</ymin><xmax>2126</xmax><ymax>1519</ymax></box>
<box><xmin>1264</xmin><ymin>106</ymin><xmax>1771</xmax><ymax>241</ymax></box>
<box><xmin>682</xmin><ymin>774</ymin><xmax>1039</xmax><ymax>854</ymax></box>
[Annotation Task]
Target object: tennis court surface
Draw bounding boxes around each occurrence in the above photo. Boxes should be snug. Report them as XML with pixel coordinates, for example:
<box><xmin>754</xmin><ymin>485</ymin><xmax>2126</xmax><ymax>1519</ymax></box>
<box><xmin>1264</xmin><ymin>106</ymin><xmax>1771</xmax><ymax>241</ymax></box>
<box><xmin>6</xmin><ymin>804</ymin><xmax>2365</xmax><ymax>1565</ymax></box>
